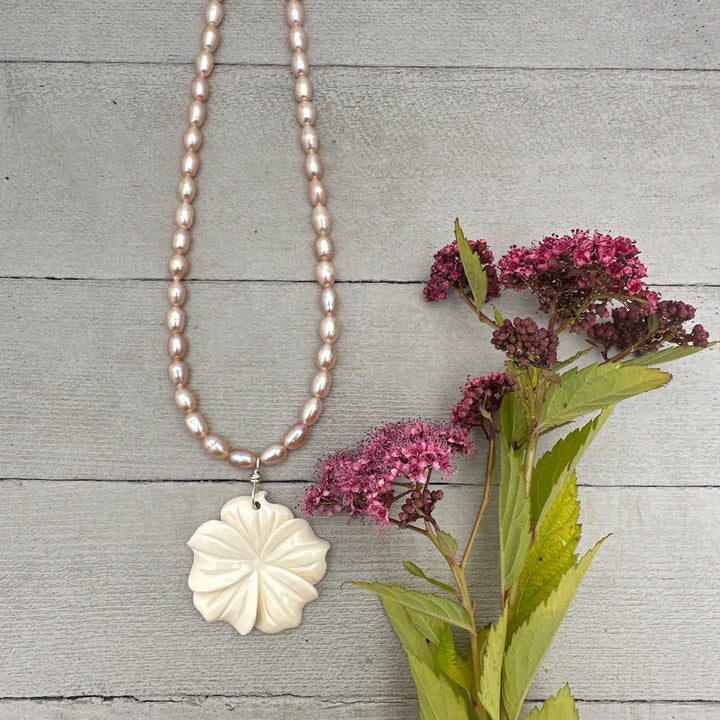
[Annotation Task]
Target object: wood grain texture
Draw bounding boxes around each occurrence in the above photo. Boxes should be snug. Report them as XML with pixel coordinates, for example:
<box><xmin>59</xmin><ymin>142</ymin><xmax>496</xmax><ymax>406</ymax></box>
<box><xmin>0</xmin><ymin>481</ymin><xmax>717</xmax><ymax>702</ymax></box>
<box><xmin>1</xmin><ymin>0</ymin><xmax>718</xmax><ymax>69</ymax></box>
<box><xmin>1</xmin><ymin>64</ymin><xmax>719</xmax><ymax>283</ymax></box>
<box><xmin>0</xmin><ymin>280</ymin><xmax>717</xmax><ymax>483</ymax></box>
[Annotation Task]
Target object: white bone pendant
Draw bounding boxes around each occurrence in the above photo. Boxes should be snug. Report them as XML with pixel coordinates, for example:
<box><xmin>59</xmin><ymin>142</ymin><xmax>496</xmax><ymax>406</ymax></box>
<box><xmin>187</xmin><ymin>491</ymin><xmax>330</xmax><ymax>635</ymax></box>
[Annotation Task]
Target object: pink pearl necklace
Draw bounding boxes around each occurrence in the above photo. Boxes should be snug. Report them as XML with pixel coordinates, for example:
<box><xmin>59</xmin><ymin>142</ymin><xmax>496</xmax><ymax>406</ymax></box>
<box><xmin>166</xmin><ymin>0</ymin><xmax>338</xmax><ymax>471</ymax></box>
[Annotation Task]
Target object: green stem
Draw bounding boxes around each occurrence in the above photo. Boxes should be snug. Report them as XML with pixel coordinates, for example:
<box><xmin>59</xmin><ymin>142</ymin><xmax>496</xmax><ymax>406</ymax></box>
<box><xmin>456</xmin><ymin>286</ymin><xmax>499</xmax><ymax>330</ymax></box>
<box><xmin>523</xmin><ymin>379</ymin><xmax>546</xmax><ymax>496</ymax></box>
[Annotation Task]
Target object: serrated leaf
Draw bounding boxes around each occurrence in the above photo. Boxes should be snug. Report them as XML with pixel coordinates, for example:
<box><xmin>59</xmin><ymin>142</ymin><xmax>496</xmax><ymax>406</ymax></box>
<box><xmin>501</xmin><ymin>538</ymin><xmax>606</xmax><ymax>720</ymax></box>
<box><xmin>540</xmin><ymin>362</ymin><xmax>670</xmax><ymax>430</ymax></box>
<box><xmin>524</xmin><ymin>685</ymin><xmax>579</xmax><ymax>719</ymax></box>
<box><xmin>404</xmin><ymin>562</ymin><xmax>457</xmax><ymax>595</ymax></box>
<box><xmin>454</xmin><ymin>218</ymin><xmax>488</xmax><ymax>308</ymax></box>
<box><xmin>622</xmin><ymin>340</ymin><xmax>716</xmax><ymax>367</ymax></box>
<box><xmin>437</xmin><ymin>530</ymin><xmax>459</xmax><ymax>560</ymax></box>
<box><xmin>517</xmin><ymin>474</ymin><xmax>580</xmax><ymax>627</ymax></box>
<box><xmin>500</xmin><ymin>390</ymin><xmax>531</xmax><ymax>447</ymax></box>
<box><xmin>380</xmin><ymin>596</ymin><xmax>438</xmax><ymax>666</ymax></box>
<box><xmin>551</xmin><ymin>348</ymin><xmax>592</xmax><ymax>372</ymax></box>
<box><xmin>478</xmin><ymin>603</ymin><xmax>508</xmax><ymax>720</ymax></box>
<box><xmin>435</xmin><ymin>625</ymin><xmax>475</xmax><ymax>694</ymax></box>
<box><xmin>499</xmin><ymin>438</ymin><xmax>531</xmax><ymax>595</ymax></box>
<box><xmin>531</xmin><ymin>406</ymin><xmax>613</xmax><ymax>526</ymax></box>
<box><xmin>407</xmin><ymin>653</ymin><xmax>471</xmax><ymax>720</ymax></box>
<box><xmin>350</xmin><ymin>582</ymin><xmax>473</xmax><ymax>631</ymax></box>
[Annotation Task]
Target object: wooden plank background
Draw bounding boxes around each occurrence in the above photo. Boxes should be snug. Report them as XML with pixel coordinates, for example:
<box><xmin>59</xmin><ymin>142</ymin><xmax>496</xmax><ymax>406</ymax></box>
<box><xmin>1</xmin><ymin>1</ymin><xmax>718</xmax><ymax>718</ymax></box>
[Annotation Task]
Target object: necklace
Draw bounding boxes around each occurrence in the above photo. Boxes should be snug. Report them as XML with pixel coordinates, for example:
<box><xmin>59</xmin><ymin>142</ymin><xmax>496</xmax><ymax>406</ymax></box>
<box><xmin>166</xmin><ymin>0</ymin><xmax>333</xmax><ymax>635</ymax></box>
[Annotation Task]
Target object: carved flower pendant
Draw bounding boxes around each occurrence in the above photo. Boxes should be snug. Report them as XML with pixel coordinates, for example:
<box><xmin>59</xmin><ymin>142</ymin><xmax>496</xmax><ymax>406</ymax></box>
<box><xmin>187</xmin><ymin>491</ymin><xmax>330</xmax><ymax>635</ymax></box>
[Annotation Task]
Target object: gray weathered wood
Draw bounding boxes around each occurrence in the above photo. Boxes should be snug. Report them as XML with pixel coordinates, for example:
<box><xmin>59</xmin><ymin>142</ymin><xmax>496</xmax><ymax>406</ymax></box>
<box><xmin>1</xmin><ymin>65</ymin><xmax>719</xmax><ymax>284</ymax></box>
<box><xmin>0</xmin><ymin>482</ymin><xmax>717</xmax><ymax>701</ymax></box>
<box><xmin>0</xmin><ymin>280</ymin><xmax>716</xmax><ymax>483</ymax></box>
<box><xmin>1</xmin><ymin>0</ymin><xmax>718</xmax><ymax>69</ymax></box>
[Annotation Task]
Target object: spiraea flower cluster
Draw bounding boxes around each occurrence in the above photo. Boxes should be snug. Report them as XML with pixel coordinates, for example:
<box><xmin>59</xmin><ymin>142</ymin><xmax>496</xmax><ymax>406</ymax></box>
<box><xmin>304</xmin><ymin>420</ymin><xmax>473</xmax><ymax>526</ymax></box>
<box><xmin>491</xmin><ymin>317</ymin><xmax>559</xmax><ymax>368</ymax></box>
<box><xmin>451</xmin><ymin>372</ymin><xmax>515</xmax><ymax>433</ymax></box>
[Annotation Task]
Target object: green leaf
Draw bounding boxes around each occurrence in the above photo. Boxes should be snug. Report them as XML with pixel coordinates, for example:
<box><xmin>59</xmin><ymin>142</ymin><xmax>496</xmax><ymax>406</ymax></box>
<box><xmin>435</xmin><ymin>625</ymin><xmax>475</xmax><ymax>694</ymax></box>
<box><xmin>623</xmin><ymin>341</ymin><xmax>716</xmax><ymax>367</ymax></box>
<box><xmin>517</xmin><ymin>474</ymin><xmax>580</xmax><ymax>627</ymax></box>
<box><xmin>437</xmin><ymin>530</ymin><xmax>459</xmax><ymax>560</ymax></box>
<box><xmin>454</xmin><ymin>218</ymin><xmax>488</xmax><ymax>308</ymax></box>
<box><xmin>499</xmin><ymin>390</ymin><xmax>531</xmax><ymax>447</ymax></box>
<box><xmin>404</xmin><ymin>561</ymin><xmax>457</xmax><ymax>596</ymax></box>
<box><xmin>501</xmin><ymin>538</ymin><xmax>606</xmax><ymax>720</ymax></box>
<box><xmin>551</xmin><ymin>348</ymin><xmax>592</xmax><ymax>372</ymax></box>
<box><xmin>493</xmin><ymin>306</ymin><xmax>505</xmax><ymax>327</ymax></box>
<box><xmin>499</xmin><ymin>438</ymin><xmax>532</xmax><ymax>595</ymax></box>
<box><xmin>540</xmin><ymin>362</ymin><xmax>670</xmax><ymax>430</ymax></box>
<box><xmin>380</xmin><ymin>596</ymin><xmax>438</xmax><ymax>666</ymax></box>
<box><xmin>407</xmin><ymin>653</ymin><xmax>471</xmax><ymax>720</ymax></box>
<box><xmin>478</xmin><ymin>603</ymin><xmax>508</xmax><ymax>720</ymax></box>
<box><xmin>524</xmin><ymin>685</ymin><xmax>579</xmax><ymax>720</ymax></box>
<box><xmin>350</xmin><ymin>581</ymin><xmax>473</xmax><ymax>631</ymax></box>
<box><xmin>531</xmin><ymin>406</ymin><xmax>613</xmax><ymax>526</ymax></box>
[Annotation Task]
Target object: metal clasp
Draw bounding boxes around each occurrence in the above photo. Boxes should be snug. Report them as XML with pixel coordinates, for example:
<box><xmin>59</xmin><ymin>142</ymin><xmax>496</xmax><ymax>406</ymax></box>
<box><xmin>250</xmin><ymin>457</ymin><xmax>261</xmax><ymax>510</ymax></box>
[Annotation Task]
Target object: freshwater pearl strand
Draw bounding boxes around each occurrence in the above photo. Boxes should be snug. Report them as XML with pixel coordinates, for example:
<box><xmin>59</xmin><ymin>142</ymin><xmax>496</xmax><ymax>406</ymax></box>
<box><xmin>166</xmin><ymin>0</ymin><xmax>338</xmax><ymax>468</ymax></box>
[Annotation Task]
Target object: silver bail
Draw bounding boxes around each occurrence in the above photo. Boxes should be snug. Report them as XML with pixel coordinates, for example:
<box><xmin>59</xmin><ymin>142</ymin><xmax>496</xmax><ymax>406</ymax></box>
<box><xmin>250</xmin><ymin>457</ymin><xmax>261</xmax><ymax>509</ymax></box>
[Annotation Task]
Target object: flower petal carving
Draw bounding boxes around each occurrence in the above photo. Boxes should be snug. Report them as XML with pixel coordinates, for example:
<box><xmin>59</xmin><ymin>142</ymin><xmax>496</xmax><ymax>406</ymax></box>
<box><xmin>188</xmin><ymin>491</ymin><xmax>330</xmax><ymax>635</ymax></box>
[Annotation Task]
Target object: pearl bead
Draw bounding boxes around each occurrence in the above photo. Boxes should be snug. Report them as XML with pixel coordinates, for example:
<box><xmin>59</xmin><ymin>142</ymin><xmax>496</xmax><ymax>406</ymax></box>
<box><xmin>174</xmin><ymin>387</ymin><xmax>197</xmax><ymax>413</ymax></box>
<box><xmin>304</xmin><ymin>151</ymin><xmax>322</xmax><ymax>179</ymax></box>
<box><xmin>320</xmin><ymin>315</ymin><xmax>339</xmax><ymax>343</ymax></box>
<box><xmin>294</xmin><ymin>75</ymin><xmax>312</xmax><ymax>102</ymax></box>
<box><xmin>302</xmin><ymin>397</ymin><xmax>323</xmax><ymax>426</ymax></box>
<box><xmin>168</xmin><ymin>253</ymin><xmax>189</xmax><ymax>280</ymax></box>
<box><xmin>283</xmin><ymin>423</ymin><xmax>309</xmax><ymax>450</ymax></box>
<box><xmin>181</xmin><ymin>151</ymin><xmax>199</xmax><ymax>177</ymax></box>
<box><xmin>311</xmin><ymin>370</ymin><xmax>332</xmax><ymax>398</ymax></box>
<box><xmin>167</xmin><ymin>360</ymin><xmax>189</xmax><ymax>387</ymax></box>
<box><xmin>286</xmin><ymin>0</ymin><xmax>304</xmax><ymax>26</ymax></box>
<box><xmin>316</xmin><ymin>260</ymin><xmax>335</xmax><ymax>287</ymax></box>
<box><xmin>200</xmin><ymin>24</ymin><xmax>220</xmax><ymax>52</ymax></box>
<box><xmin>203</xmin><ymin>433</ymin><xmax>229</xmax><ymax>459</ymax></box>
<box><xmin>308</xmin><ymin>178</ymin><xmax>326</xmax><ymax>206</ymax></box>
<box><xmin>183</xmin><ymin>126</ymin><xmax>203</xmax><ymax>152</ymax></box>
<box><xmin>314</xmin><ymin>235</ymin><xmax>334</xmax><ymax>260</ymax></box>
<box><xmin>175</xmin><ymin>202</ymin><xmax>194</xmax><ymax>230</ymax></box>
<box><xmin>190</xmin><ymin>74</ymin><xmax>209</xmax><ymax>101</ymax></box>
<box><xmin>288</xmin><ymin>25</ymin><xmax>307</xmax><ymax>51</ymax></box>
<box><xmin>312</xmin><ymin>205</ymin><xmax>331</xmax><ymax>234</ymax></box>
<box><xmin>167</xmin><ymin>281</ymin><xmax>186</xmax><ymax>306</ymax></box>
<box><xmin>172</xmin><ymin>227</ymin><xmax>192</xmax><ymax>253</ymax></box>
<box><xmin>205</xmin><ymin>0</ymin><xmax>224</xmax><ymax>25</ymax></box>
<box><xmin>300</xmin><ymin>125</ymin><xmax>319</xmax><ymax>152</ymax></box>
<box><xmin>296</xmin><ymin>100</ymin><xmax>316</xmax><ymax>126</ymax></box>
<box><xmin>167</xmin><ymin>334</ymin><xmax>187</xmax><ymax>359</ymax></box>
<box><xmin>177</xmin><ymin>177</ymin><xmax>196</xmax><ymax>203</ymax></box>
<box><xmin>188</xmin><ymin>100</ymin><xmax>206</xmax><ymax>127</ymax></box>
<box><xmin>228</xmin><ymin>449</ymin><xmax>258</xmax><ymax>469</ymax></box>
<box><xmin>320</xmin><ymin>286</ymin><xmax>338</xmax><ymax>314</ymax></box>
<box><xmin>167</xmin><ymin>306</ymin><xmax>186</xmax><ymax>333</ymax></box>
<box><xmin>291</xmin><ymin>50</ymin><xmax>309</xmax><ymax>76</ymax></box>
<box><xmin>316</xmin><ymin>343</ymin><xmax>336</xmax><ymax>371</ymax></box>
<box><xmin>260</xmin><ymin>443</ymin><xmax>287</xmax><ymax>466</ymax></box>
<box><xmin>196</xmin><ymin>49</ymin><xmax>214</xmax><ymax>76</ymax></box>
<box><xmin>185</xmin><ymin>412</ymin><xmax>208</xmax><ymax>438</ymax></box>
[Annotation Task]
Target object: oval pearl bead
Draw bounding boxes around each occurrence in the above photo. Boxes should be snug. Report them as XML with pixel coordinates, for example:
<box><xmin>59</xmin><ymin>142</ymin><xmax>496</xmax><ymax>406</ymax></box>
<box><xmin>167</xmin><ymin>334</ymin><xmax>187</xmax><ymax>359</ymax></box>
<box><xmin>205</xmin><ymin>0</ymin><xmax>224</xmax><ymax>26</ymax></box>
<box><xmin>304</xmin><ymin>151</ymin><xmax>322</xmax><ymax>179</ymax></box>
<box><xmin>300</xmin><ymin>125</ymin><xmax>319</xmax><ymax>152</ymax></box>
<box><xmin>316</xmin><ymin>343</ymin><xmax>337</xmax><ymax>371</ymax></box>
<box><xmin>177</xmin><ymin>177</ymin><xmax>196</xmax><ymax>203</ymax></box>
<box><xmin>311</xmin><ymin>370</ymin><xmax>332</xmax><ymax>398</ymax></box>
<box><xmin>196</xmin><ymin>49</ymin><xmax>214</xmax><ymax>75</ymax></box>
<box><xmin>175</xmin><ymin>202</ymin><xmax>194</xmax><ymax>230</ymax></box>
<box><xmin>174</xmin><ymin>387</ymin><xmax>197</xmax><ymax>413</ymax></box>
<box><xmin>181</xmin><ymin>151</ymin><xmax>199</xmax><ymax>177</ymax></box>
<box><xmin>286</xmin><ymin>0</ymin><xmax>304</xmax><ymax>26</ymax></box>
<box><xmin>260</xmin><ymin>443</ymin><xmax>287</xmax><ymax>466</ymax></box>
<box><xmin>190</xmin><ymin>74</ymin><xmax>209</xmax><ymax>101</ymax></box>
<box><xmin>167</xmin><ymin>281</ymin><xmax>186</xmax><ymax>306</ymax></box>
<box><xmin>297</xmin><ymin>100</ymin><xmax>316</xmax><ymax>126</ymax></box>
<box><xmin>314</xmin><ymin>235</ymin><xmax>334</xmax><ymax>260</ymax></box>
<box><xmin>188</xmin><ymin>100</ymin><xmax>206</xmax><ymax>127</ymax></box>
<box><xmin>167</xmin><ymin>360</ymin><xmax>189</xmax><ymax>387</ymax></box>
<box><xmin>316</xmin><ymin>260</ymin><xmax>335</xmax><ymax>287</ymax></box>
<box><xmin>168</xmin><ymin>253</ymin><xmax>189</xmax><ymax>280</ymax></box>
<box><xmin>302</xmin><ymin>397</ymin><xmax>323</xmax><ymax>426</ymax></box>
<box><xmin>283</xmin><ymin>423</ymin><xmax>309</xmax><ymax>450</ymax></box>
<box><xmin>312</xmin><ymin>205</ymin><xmax>331</xmax><ymax>235</ymax></box>
<box><xmin>294</xmin><ymin>75</ymin><xmax>312</xmax><ymax>102</ymax></box>
<box><xmin>203</xmin><ymin>433</ymin><xmax>229</xmax><ymax>459</ymax></box>
<box><xmin>183</xmin><ymin>125</ymin><xmax>203</xmax><ymax>151</ymax></box>
<box><xmin>308</xmin><ymin>178</ymin><xmax>326</xmax><ymax>206</ymax></box>
<box><xmin>320</xmin><ymin>286</ymin><xmax>338</xmax><ymax>314</ymax></box>
<box><xmin>288</xmin><ymin>25</ymin><xmax>307</xmax><ymax>51</ymax></box>
<box><xmin>200</xmin><ymin>24</ymin><xmax>220</xmax><ymax>51</ymax></box>
<box><xmin>291</xmin><ymin>50</ymin><xmax>309</xmax><ymax>76</ymax></box>
<box><xmin>167</xmin><ymin>306</ymin><xmax>186</xmax><ymax>333</ymax></box>
<box><xmin>320</xmin><ymin>315</ymin><xmax>339</xmax><ymax>343</ymax></box>
<box><xmin>228</xmin><ymin>449</ymin><xmax>258</xmax><ymax>469</ymax></box>
<box><xmin>185</xmin><ymin>412</ymin><xmax>208</xmax><ymax>438</ymax></box>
